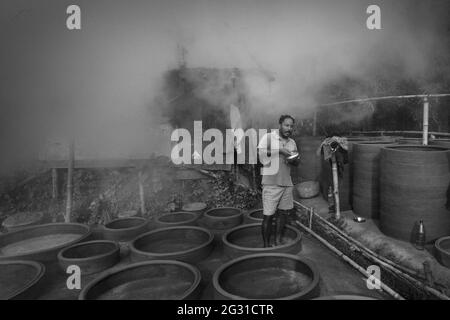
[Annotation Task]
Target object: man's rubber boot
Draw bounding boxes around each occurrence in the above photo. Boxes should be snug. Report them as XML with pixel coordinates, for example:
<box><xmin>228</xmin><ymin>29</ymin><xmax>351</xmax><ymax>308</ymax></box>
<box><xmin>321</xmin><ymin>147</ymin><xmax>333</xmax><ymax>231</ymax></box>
<box><xmin>276</xmin><ymin>210</ymin><xmax>288</xmax><ymax>245</ymax></box>
<box><xmin>262</xmin><ymin>215</ymin><xmax>274</xmax><ymax>248</ymax></box>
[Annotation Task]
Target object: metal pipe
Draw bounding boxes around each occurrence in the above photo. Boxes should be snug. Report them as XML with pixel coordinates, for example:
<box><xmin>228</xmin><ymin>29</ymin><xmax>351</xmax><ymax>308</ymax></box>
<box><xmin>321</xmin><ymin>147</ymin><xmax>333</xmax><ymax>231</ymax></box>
<box><xmin>351</xmin><ymin>130</ymin><xmax>450</xmax><ymax>138</ymax></box>
<box><xmin>319</xmin><ymin>93</ymin><xmax>450</xmax><ymax>107</ymax></box>
<box><xmin>294</xmin><ymin>220</ymin><xmax>405</xmax><ymax>300</ymax></box>
<box><xmin>423</xmin><ymin>97</ymin><xmax>429</xmax><ymax>145</ymax></box>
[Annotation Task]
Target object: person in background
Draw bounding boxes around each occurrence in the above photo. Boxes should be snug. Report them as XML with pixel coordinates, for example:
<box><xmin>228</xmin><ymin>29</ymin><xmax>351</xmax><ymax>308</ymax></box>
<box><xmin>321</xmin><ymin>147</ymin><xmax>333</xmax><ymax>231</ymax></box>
<box><xmin>258</xmin><ymin>115</ymin><xmax>300</xmax><ymax>247</ymax></box>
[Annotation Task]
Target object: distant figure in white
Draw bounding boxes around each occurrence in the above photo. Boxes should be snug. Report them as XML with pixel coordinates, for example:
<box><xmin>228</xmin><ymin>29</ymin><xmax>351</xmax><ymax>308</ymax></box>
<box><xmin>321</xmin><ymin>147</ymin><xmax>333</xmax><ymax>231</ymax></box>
<box><xmin>258</xmin><ymin>115</ymin><xmax>300</xmax><ymax>247</ymax></box>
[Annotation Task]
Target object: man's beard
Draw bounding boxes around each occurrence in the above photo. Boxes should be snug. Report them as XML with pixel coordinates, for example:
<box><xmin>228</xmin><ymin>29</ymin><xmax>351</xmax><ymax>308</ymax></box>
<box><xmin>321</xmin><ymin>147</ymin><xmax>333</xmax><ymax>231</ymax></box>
<box><xmin>280</xmin><ymin>130</ymin><xmax>291</xmax><ymax>139</ymax></box>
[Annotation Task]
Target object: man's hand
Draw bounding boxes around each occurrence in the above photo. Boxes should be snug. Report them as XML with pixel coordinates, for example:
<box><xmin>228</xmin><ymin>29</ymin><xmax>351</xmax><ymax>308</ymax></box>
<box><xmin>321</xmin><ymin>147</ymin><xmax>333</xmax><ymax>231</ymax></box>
<box><xmin>287</xmin><ymin>154</ymin><xmax>300</xmax><ymax>166</ymax></box>
<box><xmin>279</xmin><ymin>148</ymin><xmax>292</xmax><ymax>157</ymax></box>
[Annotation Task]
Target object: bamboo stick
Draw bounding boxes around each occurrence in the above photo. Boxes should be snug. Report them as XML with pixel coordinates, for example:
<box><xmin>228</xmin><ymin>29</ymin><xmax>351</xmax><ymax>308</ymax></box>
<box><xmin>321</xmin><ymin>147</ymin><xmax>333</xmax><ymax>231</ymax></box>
<box><xmin>138</xmin><ymin>170</ymin><xmax>146</xmax><ymax>216</ymax></box>
<box><xmin>181</xmin><ymin>180</ymin><xmax>185</xmax><ymax>207</ymax></box>
<box><xmin>52</xmin><ymin>168</ymin><xmax>58</xmax><ymax>199</ymax></box>
<box><xmin>252</xmin><ymin>165</ymin><xmax>256</xmax><ymax>189</ymax></box>
<box><xmin>65</xmin><ymin>140</ymin><xmax>74</xmax><ymax>222</ymax></box>
<box><xmin>294</xmin><ymin>220</ymin><xmax>405</xmax><ymax>300</ymax></box>
<box><xmin>330</xmin><ymin>153</ymin><xmax>340</xmax><ymax>220</ymax></box>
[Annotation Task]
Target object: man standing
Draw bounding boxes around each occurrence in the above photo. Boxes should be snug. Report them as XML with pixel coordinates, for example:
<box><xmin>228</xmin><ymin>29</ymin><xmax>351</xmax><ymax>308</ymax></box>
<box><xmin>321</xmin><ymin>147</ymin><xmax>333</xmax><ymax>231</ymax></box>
<box><xmin>258</xmin><ymin>115</ymin><xmax>300</xmax><ymax>247</ymax></box>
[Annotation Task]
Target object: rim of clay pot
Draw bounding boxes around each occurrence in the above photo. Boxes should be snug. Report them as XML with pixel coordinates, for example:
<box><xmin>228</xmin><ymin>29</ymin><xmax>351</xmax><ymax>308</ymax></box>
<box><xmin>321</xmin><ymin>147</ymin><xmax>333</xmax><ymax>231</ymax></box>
<box><xmin>0</xmin><ymin>260</ymin><xmax>46</xmax><ymax>300</ymax></box>
<box><xmin>204</xmin><ymin>207</ymin><xmax>242</xmax><ymax>220</ymax></box>
<box><xmin>117</xmin><ymin>210</ymin><xmax>139</xmax><ymax>218</ymax></box>
<box><xmin>222</xmin><ymin>223</ymin><xmax>302</xmax><ymax>253</ymax></box>
<box><xmin>2</xmin><ymin>211</ymin><xmax>44</xmax><ymax>229</ymax></box>
<box><xmin>155</xmin><ymin>212</ymin><xmax>199</xmax><ymax>226</ymax></box>
<box><xmin>78</xmin><ymin>260</ymin><xmax>201</xmax><ymax>300</ymax></box>
<box><xmin>130</xmin><ymin>226</ymin><xmax>214</xmax><ymax>258</ymax></box>
<box><xmin>57</xmin><ymin>240</ymin><xmax>120</xmax><ymax>263</ymax></box>
<box><xmin>354</xmin><ymin>141</ymin><xmax>396</xmax><ymax>145</ymax></box>
<box><xmin>182</xmin><ymin>202</ymin><xmax>207</xmax><ymax>212</ymax></box>
<box><xmin>0</xmin><ymin>223</ymin><xmax>92</xmax><ymax>260</ymax></box>
<box><xmin>103</xmin><ymin>217</ymin><xmax>148</xmax><ymax>232</ymax></box>
<box><xmin>246</xmin><ymin>208</ymin><xmax>263</xmax><ymax>222</ymax></box>
<box><xmin>435</xmin><ymin>236</ymin><xmax>450</xmax><ymax>256</ymax></box>
<box><xmin>313</xmin><ymin>295</ymin><xmax>378</xmax><ymax>300</ymax></box>
<box><xmin>212</xmin><ymin>253</ymin><xmax>320</xmax><ymax>300</ymax></box>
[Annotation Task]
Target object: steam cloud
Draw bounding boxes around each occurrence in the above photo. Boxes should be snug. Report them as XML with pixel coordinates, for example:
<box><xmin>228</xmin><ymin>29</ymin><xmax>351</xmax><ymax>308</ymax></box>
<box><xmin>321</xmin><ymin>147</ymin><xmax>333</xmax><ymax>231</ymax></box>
<box><xmin>0</xmin><ymin>0</ymin><xmax>449</xmax><ymax>175</ymax></box>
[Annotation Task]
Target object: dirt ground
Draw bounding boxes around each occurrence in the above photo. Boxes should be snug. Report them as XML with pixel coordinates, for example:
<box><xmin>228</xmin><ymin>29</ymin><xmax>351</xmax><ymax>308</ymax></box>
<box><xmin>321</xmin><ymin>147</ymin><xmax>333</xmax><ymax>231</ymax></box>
<box><xmin>0</xmin><ymin>164</ymin><xmax>260</xmax><ymax>229</ymax></box>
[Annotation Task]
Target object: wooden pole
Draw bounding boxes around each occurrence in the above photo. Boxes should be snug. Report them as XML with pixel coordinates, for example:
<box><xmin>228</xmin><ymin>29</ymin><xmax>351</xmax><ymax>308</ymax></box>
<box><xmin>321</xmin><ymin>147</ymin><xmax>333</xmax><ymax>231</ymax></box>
<box><xmin>138</xmin><ymin>170</ymin><xmax>146</xmax><ymax>216</ymax></box>
<box><xmin>252</xmin><ymin>165</ymin><xmax>256</xmax><ymax>189</ymax></box>
<box><xmin>65</xmin><ymin>140</ymin><xmax>74</xmax><ymax>222</ymax></box>
<box><xmin>423</xmin><ymin>97</ymin><xmax>429</xmax><ymax>145</ymax></box>
<box><xmin>181</xmin><ymin>180</ymin><xmax>185</xmax><ymax>205</ymax></box>
<box><xmin>330</xmin><ymin>153</ymin><xmax>340</xmax><ymax>220</ymax></box>
<box><xmin>52</xmin><ymin>168</ymin><xmax>59</xmax><ymax>199</ymax></box>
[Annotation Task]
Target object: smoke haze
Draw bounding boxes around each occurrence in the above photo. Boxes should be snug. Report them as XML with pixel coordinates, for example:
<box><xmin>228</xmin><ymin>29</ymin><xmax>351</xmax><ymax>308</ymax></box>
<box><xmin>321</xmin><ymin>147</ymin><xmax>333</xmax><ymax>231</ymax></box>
<box><xmin>1</xmin><ymin>0</ymin><xmax>449</xmax><ymax>173</ymax></box>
